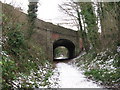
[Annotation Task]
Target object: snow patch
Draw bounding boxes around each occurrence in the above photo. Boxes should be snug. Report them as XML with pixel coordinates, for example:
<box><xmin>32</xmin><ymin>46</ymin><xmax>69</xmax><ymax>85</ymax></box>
<box><xmin>53</xmin><ymin>62</ymin><xmax>102</xmax><ymax>88</ymax></box>
<box><xmin>117</xmin><ymin>46</ymin><xmax>120</xmax><ymax>52</ymax></box>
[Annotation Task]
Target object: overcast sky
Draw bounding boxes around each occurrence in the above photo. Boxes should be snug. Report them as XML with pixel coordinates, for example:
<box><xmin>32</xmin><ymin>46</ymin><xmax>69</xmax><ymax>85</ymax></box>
<box><xmin>0</xmin><ymin>0</ymin><xmax>78</xmax><ymax>30</ymax></box>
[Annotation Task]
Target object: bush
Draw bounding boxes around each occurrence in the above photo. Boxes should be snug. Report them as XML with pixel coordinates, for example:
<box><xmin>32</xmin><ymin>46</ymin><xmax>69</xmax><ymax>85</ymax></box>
<box><xmin>76</xmin><ymin>49</ymin><xmax>120</xmax><ymax>88</ymax></box>
<box><xmin>1</xmin><ymin>52</ymin><xmax>18</xmax><ymax>89</ymax></box>
<box><xmin>2</xmin><ymin>14</ymin><xmax>55</xmax><ymax>88</ymax></box>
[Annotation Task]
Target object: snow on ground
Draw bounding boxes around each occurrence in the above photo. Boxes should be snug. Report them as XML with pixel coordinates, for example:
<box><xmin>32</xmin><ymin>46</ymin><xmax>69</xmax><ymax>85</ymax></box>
<box><xmin>55</xmin><ymin>56</ymin><xmax>68</xmax><ymax>59</ymax></box>
<box><xmin>53</xmin><ymin>62</ymin><xmax>102</xmax><ymax>88</ymax></box>
<box><xmin>117</xmin><ymin>46</ymin><xmax>120</xmax><ymax>52</ymax></box>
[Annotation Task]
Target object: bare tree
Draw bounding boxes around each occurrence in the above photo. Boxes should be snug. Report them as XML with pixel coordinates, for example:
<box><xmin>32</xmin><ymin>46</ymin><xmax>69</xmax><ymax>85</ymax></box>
<box><xmin>59</xmin><ymin>1</ymin><xmax>90</xmax><ymax>52</ymax></box>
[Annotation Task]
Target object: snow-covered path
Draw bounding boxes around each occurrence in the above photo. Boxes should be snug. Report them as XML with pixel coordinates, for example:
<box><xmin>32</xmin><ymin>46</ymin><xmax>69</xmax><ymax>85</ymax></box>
<box><xmin>53</xmin><ymin>62</ymin><xmax>102</xmax><ymax>88</ymax></box>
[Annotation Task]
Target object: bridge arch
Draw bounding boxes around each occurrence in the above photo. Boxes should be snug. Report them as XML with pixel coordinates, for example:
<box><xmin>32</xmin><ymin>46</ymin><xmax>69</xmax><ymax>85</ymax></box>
<box><xmin>53</xmin><ymin>39</ymin><xmax>75</xmax><ymax>60</ymax></box>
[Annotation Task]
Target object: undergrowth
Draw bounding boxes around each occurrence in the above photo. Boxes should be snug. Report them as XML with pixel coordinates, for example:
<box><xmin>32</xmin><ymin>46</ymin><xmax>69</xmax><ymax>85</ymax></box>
<box><xmin>76</xmin><ymin>49</ymin><xmax>120</xmax><ymax>89</ymax></box>
<box><xmin>1</xmin><ymin>11</ymin><xmax>57</xmax><ymax>89</ymax></box>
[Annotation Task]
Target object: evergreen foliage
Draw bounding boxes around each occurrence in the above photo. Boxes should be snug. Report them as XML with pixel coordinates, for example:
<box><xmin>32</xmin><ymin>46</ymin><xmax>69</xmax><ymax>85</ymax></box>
<box><xmin>27</xmin><ymin>2</ymin><xmax>38</xmax><ymax>39</ymax></box>
<box><xmin>1</xmin><ymin>3</ymin><xmax>55</xmax><ymax>89</ymax></box>
<box><xmin>75</xmin><ymin>2</ymin><xmax>120</xmax><ymax>89</ymax></box>
<box><xmin>79</xmin><ymin>2</ymin><xmax>100</xmax><ymax>52</ymax></box>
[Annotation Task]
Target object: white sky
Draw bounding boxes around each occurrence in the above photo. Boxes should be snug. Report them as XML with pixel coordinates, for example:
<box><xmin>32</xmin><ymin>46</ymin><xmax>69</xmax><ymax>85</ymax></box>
<box><xmin>0</xmin><ymin>0</ymin><xmax>78</xmax><ymax>30</ymax></box>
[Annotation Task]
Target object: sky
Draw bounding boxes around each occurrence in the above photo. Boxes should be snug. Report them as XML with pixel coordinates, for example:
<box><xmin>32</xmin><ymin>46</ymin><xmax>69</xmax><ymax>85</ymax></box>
<box><xmin>0</xmin><ymin>0</ymin><xmax>78</xmax><ymax>30</ymax></box>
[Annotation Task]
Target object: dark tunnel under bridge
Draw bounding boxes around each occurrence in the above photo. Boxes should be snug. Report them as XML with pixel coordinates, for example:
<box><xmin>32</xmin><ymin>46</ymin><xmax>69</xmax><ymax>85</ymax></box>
<box><xmin>53</xmin><ymin>39</ymin><xmax>75</xmax><ymax>61</ymax></box>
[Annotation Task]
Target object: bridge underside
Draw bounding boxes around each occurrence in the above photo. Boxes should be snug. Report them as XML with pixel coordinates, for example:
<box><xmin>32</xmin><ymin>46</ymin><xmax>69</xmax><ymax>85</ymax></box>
<box><xmin>53</xmin><ymin>39</ymin><xmax>75</xmax><ymax>60</ymax></box>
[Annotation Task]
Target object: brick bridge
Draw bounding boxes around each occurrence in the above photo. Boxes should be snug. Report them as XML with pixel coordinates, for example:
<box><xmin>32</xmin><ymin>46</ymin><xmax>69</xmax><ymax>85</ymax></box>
<box><xmin>2</xmin><ymin>2</ymin><xmax>82</xmax><ymax>61</ymax></box>
<box><xmin>34</xmin><ymin>19</ymin><xmax>82</xmax><ymax>60</ymax></box>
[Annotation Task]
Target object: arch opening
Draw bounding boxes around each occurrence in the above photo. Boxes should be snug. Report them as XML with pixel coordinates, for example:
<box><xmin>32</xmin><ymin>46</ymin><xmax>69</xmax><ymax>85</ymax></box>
<box><xmin>54</xmin><ymin>46</ymin><xmax>69</xmax><ymax>59</ymax></box>
<box><xmin>53</xmin><ymin>39</ymin><xmax>75</xmax><ymax>60</ymax></box>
